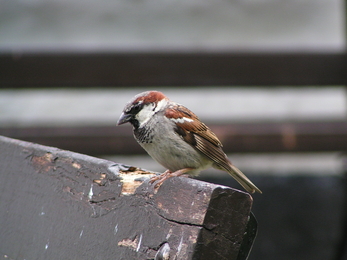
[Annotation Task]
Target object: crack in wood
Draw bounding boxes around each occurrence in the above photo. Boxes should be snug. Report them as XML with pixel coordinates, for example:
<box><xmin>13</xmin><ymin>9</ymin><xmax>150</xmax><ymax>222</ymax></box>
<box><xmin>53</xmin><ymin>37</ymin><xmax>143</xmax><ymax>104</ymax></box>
<box><xmin>156</xmin><ymin>211</ymin><xmax>204</xmax><ymax>229</ymax></box>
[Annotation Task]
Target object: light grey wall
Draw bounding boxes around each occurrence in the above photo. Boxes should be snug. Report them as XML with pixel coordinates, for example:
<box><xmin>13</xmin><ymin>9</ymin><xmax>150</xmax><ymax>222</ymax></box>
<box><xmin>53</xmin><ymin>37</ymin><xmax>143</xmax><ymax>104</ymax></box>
<box><xmin>0</xmin><ymin>0</ymin><xmax>345</xmax><ymax>51</ymax></box>
<box><xmin>0</xmin><ymin>87</ymin><xmax>345</xmax><ymax>127</ymax></box>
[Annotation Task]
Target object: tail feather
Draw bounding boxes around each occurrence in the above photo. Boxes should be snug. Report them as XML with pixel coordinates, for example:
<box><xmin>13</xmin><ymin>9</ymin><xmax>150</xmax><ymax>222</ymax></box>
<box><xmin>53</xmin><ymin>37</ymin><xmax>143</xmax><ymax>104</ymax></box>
<box><xmin>227</xmin><ymin>164</ymin><xmax>262</xmax><ymax>194</ymax></box>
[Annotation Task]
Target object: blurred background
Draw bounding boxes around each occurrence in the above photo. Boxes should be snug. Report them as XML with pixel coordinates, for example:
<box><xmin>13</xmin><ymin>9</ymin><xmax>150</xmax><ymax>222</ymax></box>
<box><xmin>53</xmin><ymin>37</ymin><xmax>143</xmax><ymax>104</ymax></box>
<box><xmin>0</xmin><ymin>0</ymin><xmax>346</xmax><ymax>259</ymax></box>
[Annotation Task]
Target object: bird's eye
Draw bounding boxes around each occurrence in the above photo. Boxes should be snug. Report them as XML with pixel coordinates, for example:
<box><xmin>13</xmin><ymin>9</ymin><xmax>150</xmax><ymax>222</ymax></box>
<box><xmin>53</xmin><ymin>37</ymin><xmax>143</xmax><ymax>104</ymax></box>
<box><xmin>131</xmin><ymin>103</ymin><xmax>142</xmax><ymax>113</ymax></box>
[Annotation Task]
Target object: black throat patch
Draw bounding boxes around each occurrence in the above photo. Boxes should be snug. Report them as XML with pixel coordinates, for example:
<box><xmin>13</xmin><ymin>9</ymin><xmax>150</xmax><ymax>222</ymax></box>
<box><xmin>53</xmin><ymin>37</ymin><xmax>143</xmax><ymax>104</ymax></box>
<box><xmin>134</xmin><ymin>126</ymin><xmax>153</xmax><ymax>144</ymax></box>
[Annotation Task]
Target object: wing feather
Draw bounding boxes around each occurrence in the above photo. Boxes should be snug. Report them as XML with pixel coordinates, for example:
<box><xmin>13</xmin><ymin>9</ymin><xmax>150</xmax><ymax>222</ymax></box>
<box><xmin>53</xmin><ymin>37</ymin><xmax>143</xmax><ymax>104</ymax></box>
<box><xmin>166</xmin><ymin>104</ymin><xmax>262</xmax><ymax>194</ymax></box>
<box><xmin>165</xmin><ymin>104</ymin><xmax>222</xmax><ymax>147</ymax></box>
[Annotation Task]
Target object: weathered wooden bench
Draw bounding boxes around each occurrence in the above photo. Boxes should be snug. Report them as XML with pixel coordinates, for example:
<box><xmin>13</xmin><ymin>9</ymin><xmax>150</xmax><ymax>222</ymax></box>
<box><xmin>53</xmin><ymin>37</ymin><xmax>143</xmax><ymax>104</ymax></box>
<box><xmin>0</xmin><ymin>135</ymin><xmax>257</xmax><ymax>260</ymax></box>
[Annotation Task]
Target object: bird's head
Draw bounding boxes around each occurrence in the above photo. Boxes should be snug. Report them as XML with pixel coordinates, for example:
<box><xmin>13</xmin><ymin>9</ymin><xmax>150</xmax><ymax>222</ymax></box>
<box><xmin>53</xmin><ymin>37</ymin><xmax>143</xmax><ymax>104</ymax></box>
<box><xmin>117</xmin><ymin>91</ymin><xmax>169</xmax><ymax>129</ymax></box>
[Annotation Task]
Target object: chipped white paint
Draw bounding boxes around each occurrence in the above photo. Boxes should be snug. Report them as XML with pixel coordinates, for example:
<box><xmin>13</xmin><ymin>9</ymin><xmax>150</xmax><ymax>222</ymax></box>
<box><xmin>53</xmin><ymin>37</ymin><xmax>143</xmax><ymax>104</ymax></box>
<box><xmin>119</xmin><ymin>172</ymin><xmax>155</xmax><ymax>195</ymax></box>
<box><xmin>118</xmin><ymin>236</ymin><xmax>139</xmax><ymax>251</ymax></box>
<box><xmin>88</xmin><ymin>184</ymin><xmax>93</xmax><ymax>200</ymax></box>
<box><xmin>188</xmin><ymin>233</ymin><xmax>198</xmax><ymax>244</ymax></box>
<box><xmin>176</xmin><ymin>231</ymin><xmax>199</xmax><ymax>258</ymax></box>
<box><xmin>155</xmin><ymin>243</ymin><xmax>171</xmax><ymax>260</ymax></box>
<box><xmin>72</xmin><ymin>162</ymin><xmax>81</xmax><ymax>169</ymax></box>
<box><xmin>91</xmin><ymin>205</ymin><xmax>97</xmax><ymax>217</ymax></box>
<box><xmin>79</xmin><ymin>227</ymin><xmax>84</xmax><ymax>238</ymax></box>
<box><xmin>119</xmin><ymin>173</ymin><xmax>144</xmax><ymax>184</ymax></box>
<box><xmin>114</xmin><ymin>224</ymin><xmax>118</xmax><ymax>235</ymax></box>
<box><xmin>45</xmin><ymin>240</ymin><xmax>49</xmax><ymax>250</ymax></box>
<box><xmin>40</xmin><ymin>206</ymin><xmax>45</xmax><ymax>216</ymax></box>
<box><xmin>177</xmin><ymin>236</ymin><xmax>184</xmax><ymax>254</ymax></box>
<box><xmin>136</xmin><ymin>234</ymin><xmax>143</xmax><ymax>252</ymax></box>
<box><xmin>166</xmin><ymin>228</ymin><xmax>173</xmax><ymax>240</ymax></box>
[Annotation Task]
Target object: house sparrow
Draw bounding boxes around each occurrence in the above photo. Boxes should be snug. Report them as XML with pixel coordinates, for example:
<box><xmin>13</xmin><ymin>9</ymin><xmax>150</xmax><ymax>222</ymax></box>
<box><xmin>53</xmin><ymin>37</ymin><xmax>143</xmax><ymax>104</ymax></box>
<box><xmin>117</xmin><ymin>91</ymin><xmax>262</xmax><ymax>194</ymax></box>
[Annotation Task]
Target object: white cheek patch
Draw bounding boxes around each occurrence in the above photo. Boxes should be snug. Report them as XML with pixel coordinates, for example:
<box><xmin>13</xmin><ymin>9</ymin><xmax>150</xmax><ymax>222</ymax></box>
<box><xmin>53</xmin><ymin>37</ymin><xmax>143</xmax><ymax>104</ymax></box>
<box><xmin>170</xmin><ymin>117</ymin><xmax>194</xmax><ymax>124</ymax></box>
<box><xmin>136</xmin><ymin>104</ymin><xmax>156</xmax><ymax>126</ymax></box>
<box><xmin>136</xmin><ymin>99</ymin><xmax>168</xmax><ymax>127</ymax></box>
<box><xmin>154</xmin><ymin>99</ymin><xmax>168</xmax><ymax>113</ymax></box>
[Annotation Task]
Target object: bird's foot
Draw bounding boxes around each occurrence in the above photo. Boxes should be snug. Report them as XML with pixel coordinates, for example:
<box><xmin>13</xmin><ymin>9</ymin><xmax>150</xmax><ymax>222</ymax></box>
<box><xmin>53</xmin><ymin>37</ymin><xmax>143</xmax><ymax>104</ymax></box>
<box><xmin>149</xmin><ymin>170</ymin><xmax>172</xmax><ymax>184</ymax></box>
<box><xmin>149</xmin><ymin>168</ymin><xmax>193</xmax><ymax>188</ymax></box>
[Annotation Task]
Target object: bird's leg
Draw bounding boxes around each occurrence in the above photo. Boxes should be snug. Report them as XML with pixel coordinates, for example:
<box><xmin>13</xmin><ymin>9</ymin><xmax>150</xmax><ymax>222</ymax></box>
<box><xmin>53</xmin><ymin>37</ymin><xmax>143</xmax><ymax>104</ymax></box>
<box><xmin>149</xmin><ymin>169</ymin><xmax>172</xmax><ymax>184</ymax></box>
<box><xmin>150</xmin><ymin>168</ymin><xmax>194</xmax><ymax>188</ymax></box>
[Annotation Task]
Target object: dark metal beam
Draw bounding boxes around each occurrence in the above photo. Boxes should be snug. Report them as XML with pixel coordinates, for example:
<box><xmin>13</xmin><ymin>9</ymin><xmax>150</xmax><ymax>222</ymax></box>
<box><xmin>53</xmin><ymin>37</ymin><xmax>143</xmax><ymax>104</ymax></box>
<box><xmin>1</xmin><ymin>121</ymin><xmax>346</xmax><ymax>156</ymax></box>
<box><xmin>1</xmin><ymin>52</ymin><xmax>346</xmax><ymax>87</ymax></box>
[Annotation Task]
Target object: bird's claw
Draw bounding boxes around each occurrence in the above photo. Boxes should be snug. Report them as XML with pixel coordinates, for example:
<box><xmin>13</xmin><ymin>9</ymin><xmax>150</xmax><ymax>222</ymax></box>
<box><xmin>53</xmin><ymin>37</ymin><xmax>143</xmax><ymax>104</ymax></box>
<box><xmin>149</xmin><ymin>170</ymin><xmax>172</xmax><ymax>188</ymax></box>
<box><xmin>149</xmin><ymin>168</ymin><xmax>193</xmax><ymax>188</ymax></box>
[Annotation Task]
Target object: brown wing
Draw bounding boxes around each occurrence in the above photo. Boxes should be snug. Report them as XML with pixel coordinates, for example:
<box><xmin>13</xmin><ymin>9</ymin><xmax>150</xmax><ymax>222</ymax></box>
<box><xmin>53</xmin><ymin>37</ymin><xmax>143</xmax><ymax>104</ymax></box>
<box><xmin>165</xmin><ymin>104</ymin><xmax>262</xmax><ymax>194</ymax></box>
<box><xmin>165</xmin><ymin>105</ymin><xmax>231</xmax><ymax>171</ymax></box>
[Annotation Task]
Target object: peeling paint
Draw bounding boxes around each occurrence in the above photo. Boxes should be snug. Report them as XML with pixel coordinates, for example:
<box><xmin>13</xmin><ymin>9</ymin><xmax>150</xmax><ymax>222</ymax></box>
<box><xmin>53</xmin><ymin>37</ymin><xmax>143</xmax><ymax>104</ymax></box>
<box><xmin>88</xmin><ymin>184</ymin><xmax>93</xmax><ymax>200</ymax></box>
<box><xmin>166</xmin><ymin>228</ymin><xmax>173</xmax><ymax>240</ymax></box>
<box><xmin>155</xmin><ymin>243</ymin><xmax>170</xmax><ymax>260</ymax></box>
<box><xmin>45</xmin><ymin>240</ymin><xmax>49</xmax><ymax>250</ymax></box>
<box><xmin>93</xmin><ymin>173</ymin><xmax>107</xmax><ymax>185</ymax></box>
<box><xmin>40</xmin><ymin>206</ymin><xmax>45</xmax><ymax>216</ymax></box>
<box><xmin>175</xmin><ymin>230</ymin><xmax>199</xmax><ymax>258</ymax></box>
<box><xmin>119</xmin><ymin>171</ymin><xmax>155</xmax><ymax>195</ymax></box>
<box><xmin>72</xmin><ymin>162</ymin><xmax>81</xmax><ymax>169</ymax></box>
<box><xmin>136</xmin><ymin>234</ymin><xmax>143</xmax><ymax>252</ymax></box>
<box><xmin>79</xmin><ymin>230</ymin><xmax>84</xmax><ymax>238</ymax></box>
<box><xmin>118</xmin><ymin>236</ymin><xmax>140</xmax><ymax>251</ymax></box>
<box><xmin>114</xmin><ymin>224</ymin><xmax>118</xmax><ymax>235</ymax></box>
<box><xmin>31</xmin><ymin>153</ymin><xmax>55</xmax><ymax>172</ymax></box>
<box><xmin>1</xmin><ymin>136</ymin><xmax>252</xmax><ymax>259</ymax></box>
<box><xmin>189</xmin><ymin>233</ymin><xmax>198</xmax><ymax>244</ymax></box>
<box><xmin>91</xmin><ymin>205</ymin><xmax>97</xmax><ymax>217</ymax></box>
<box><xmin>177</xmin><ymin>236</ymin><xmax>184</xmax><ymax>254</ymax></box>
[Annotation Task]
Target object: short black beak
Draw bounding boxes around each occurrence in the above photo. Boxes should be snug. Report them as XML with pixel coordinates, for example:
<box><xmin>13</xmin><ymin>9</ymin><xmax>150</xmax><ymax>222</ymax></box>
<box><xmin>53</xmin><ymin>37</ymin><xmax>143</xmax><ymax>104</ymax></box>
<box><xmin>117</xmin><ymin>112</ymin><xmax>132</xmax><ymax>125</ymax></box>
